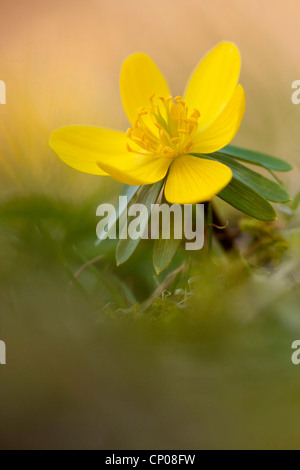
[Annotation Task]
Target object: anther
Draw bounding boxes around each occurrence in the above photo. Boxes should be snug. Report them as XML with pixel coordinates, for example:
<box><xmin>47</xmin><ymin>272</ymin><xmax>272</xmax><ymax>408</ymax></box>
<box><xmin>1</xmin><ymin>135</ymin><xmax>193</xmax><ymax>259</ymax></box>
<box><xmin>137</xmin><ymin>107</ymin><xmax>148</xmax><ymax>116</ymax></box>
<box><xmin>183</xmin><ymin>142</ymin><xmax>194</xmax><ymax>152</ymax></box>
<box><xmin>191</xmin><ymin>109</ymin><xmax>201</xmax><ymax>118</ymax></box>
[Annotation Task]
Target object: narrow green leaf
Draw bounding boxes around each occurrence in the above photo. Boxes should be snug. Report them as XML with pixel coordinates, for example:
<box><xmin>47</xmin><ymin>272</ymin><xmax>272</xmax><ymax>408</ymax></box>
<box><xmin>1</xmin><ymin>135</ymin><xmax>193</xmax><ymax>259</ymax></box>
<box><xmin>218</xmin><ymin>145</ymin><xmax>293</xmax><ymax>172</ymax></box>
<box><xmin>153</xmin><ymin>232</ymin><xmax>181</xmax><ymax>275</ymax></box>
<box><xmin>209</xmin><ymin>153</ymin><xmax>291</xmax><ymax>203</ymax></box>
<box><xmin>96</xmin><ymin>184</ymin><xmax>139</xmax><ymax>245</ymax></box>
<box><xmin>116</xmin><ymin>181</ymin><xmax>163</xmax><ymax>266</ymax></box>
<box><xmin>218</xmin><ymin>178</ymin><xmax>277</xmax><ymax>221</ymax></box>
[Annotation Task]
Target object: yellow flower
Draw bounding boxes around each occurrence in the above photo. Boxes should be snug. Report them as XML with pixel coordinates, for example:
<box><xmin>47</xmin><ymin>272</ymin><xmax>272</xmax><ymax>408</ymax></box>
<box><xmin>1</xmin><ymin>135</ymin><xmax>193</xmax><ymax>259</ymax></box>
<box><xmin>50</xmin><ymin>42</ymin><xmax>245</xmax><ymax>204</ymax></box>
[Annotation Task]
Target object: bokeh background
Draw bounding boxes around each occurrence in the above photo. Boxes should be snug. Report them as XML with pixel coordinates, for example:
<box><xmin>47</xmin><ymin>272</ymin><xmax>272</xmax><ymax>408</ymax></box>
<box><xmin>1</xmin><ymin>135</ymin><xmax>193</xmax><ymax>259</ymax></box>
<box><xmin>1</xmin><ymin>0</ymin><xmax>300</xmax><ymax>449</ymax></box>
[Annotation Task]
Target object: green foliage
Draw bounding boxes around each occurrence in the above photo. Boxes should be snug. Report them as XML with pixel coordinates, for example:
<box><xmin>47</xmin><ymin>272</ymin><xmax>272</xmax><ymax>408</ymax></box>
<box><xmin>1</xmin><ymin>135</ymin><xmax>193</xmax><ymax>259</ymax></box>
<box><xmin>219</xmin><ymin>144</ymin><xmax>293</xmax><ymax>172</ymax></box>
<box><xmin>218</xmin><ymin>178</ymin><xmax>277</xmax><ymax>221</ymax></box>
<box><xmin>1</xmin><ymin>189</ymin><xmax>300</xmax><ymax>449</ymax></box>
<box><xmin>239</xmin><ymin>218</ymin><xmax>289</xmax><ymax>264</ymax></box>
<box><xmin>210</xmin><ymin>153</ymin><xmax>291</xmax><ymax>203</ymax></box>
<box><xmin>116</xmin><ymin>181</ymin><xmax>163</xmax><ymax>266</ymax></box>
<box><xmin>152</xmin><ymin>200</ymin><xmax>181</xmax><ymax>274</ymax></box>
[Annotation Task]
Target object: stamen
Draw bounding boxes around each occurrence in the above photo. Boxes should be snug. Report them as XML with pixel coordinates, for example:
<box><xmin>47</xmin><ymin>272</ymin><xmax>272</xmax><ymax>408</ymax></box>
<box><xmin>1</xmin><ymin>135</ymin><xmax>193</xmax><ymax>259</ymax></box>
<box><xmin>183</xmin><ymin>141</ymin><xmax>194</xmax><ymax>153</ymax></box>
<box><xmin>126</xmin><ymin>93</ymin><xmax>201</xmax><ymax>159</ymax></box>
<box><xmin>137</xmin><ymin>107</ymin><xmax>148</xmax><ymax>116</ymax></box>
<box><xmin>191</xmin><ymin>109</ymin><xmax>201</xmax><ymax>118</ymax></box>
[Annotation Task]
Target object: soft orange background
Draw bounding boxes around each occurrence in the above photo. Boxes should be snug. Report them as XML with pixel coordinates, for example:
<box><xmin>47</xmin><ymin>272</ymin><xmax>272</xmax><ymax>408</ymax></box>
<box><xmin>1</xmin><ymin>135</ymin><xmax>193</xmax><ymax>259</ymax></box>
<box><xmin>0</xmin><ymin>0</ymin><xmax>299</xmax><ymax>197</ymax></box>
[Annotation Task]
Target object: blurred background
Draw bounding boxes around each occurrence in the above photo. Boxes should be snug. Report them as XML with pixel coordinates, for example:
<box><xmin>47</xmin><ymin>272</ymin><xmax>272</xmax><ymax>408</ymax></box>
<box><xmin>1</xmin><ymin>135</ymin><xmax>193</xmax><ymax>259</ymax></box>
<box><xmin>0</xmin><ymin>0</ymin><xmax>300</xmax><ymax>449</ymax></box>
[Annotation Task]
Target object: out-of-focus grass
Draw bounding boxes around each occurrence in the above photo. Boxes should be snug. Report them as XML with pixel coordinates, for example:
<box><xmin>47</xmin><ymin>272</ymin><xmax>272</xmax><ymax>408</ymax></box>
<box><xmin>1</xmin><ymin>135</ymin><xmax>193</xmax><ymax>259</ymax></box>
<box><xmin>1</xmin><ymin>0</ymin><xmax>300</xmax><ymax>451</ymax></box>
<box><xmin>1</xmin><ymin>189</ymin><xmax>300</xmax><ymax>450</ymax></box>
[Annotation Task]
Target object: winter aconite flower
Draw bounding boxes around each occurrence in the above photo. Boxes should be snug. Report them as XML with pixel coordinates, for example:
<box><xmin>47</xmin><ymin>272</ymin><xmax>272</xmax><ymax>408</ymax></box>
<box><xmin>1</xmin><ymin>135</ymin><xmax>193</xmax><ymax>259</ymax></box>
<box><xmin>50</xmin><ymin>42</ymin><xmax>245</xmax><ymax>204</ymax></box>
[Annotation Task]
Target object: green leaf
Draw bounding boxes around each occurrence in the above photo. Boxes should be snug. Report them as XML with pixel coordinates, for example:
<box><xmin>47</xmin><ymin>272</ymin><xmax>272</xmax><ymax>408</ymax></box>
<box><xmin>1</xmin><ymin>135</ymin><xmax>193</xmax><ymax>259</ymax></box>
<box><xmin>96</xmin><ymin>184</ymin><xmax>139</xmax><ymax>245</ymax></box>
<box><xmin>218</xmin><ymin>145</ymin><xmax>293</xmax><ymax>172</ymax></box>
<box><xmin>218</xmin><ymin>178</ymin><xmax>277</xmax><ymax>221</ymax></box>
<box><xmin>153</xmin><ymin>229</ymin><xmax>181</xmax><ymax>275</ymax></box>
<box><xmin>116</xmin><ymin>181</ymin><xmax>163</xmax><ymax>266</ymax></box>
<box><xmin>209</xmin><ymin>153</ymin><xmax>291</xmax><ymax>203</ymax></box>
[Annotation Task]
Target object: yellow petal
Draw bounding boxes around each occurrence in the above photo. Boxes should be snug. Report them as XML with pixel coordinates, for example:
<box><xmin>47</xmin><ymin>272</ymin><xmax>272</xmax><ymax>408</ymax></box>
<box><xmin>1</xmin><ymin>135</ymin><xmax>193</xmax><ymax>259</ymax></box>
<box><xmin>50</xmin><ymin>126</ymin><xmax>170</xmax><ymax>185</ymax></box>
<box><xmin>183</xmin><ymin>42</ymin><xmax>241</xmax><ymax>128</ymax></box>
<box><xmin>120</xmin><ymin>53</ymin><xmax>170</xmax><ymax>125</ymax></box>
<box><xmin>49</xmin><ymin>126</ymin><xmax>131</xmax><ymax>175</ymax></box>
<box><xmin>192</xmin><ymin>84</ymin><xmax>245</xmax><ymax>154</ymax></box>
<box><xmin>97</xmin><ymin>153</ymin><xmax>171</xmax><ymax>186</ymax></box>
<box><xmin>164</xmin><ymin>155</ymin><xmax>232</xmax><ymax>204</ymax></box>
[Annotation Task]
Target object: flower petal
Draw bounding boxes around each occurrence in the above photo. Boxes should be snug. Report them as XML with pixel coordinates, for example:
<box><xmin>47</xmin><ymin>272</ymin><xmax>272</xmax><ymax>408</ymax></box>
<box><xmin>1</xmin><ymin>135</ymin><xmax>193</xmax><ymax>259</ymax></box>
<box><xmin>192</xmin><ymin>84</ymin><xmax>245</xmax><ymax>154</ymax></box>
<box><xmin>183</xmin><ymin>42</ymin><xmax>241</xmax><ymax>128</ymax></box>
<box><xmin>164</xmin><ymin>155</ymin><xmax>232</xmax><ymax>204</ymax></box>
<box><xmin>49</xmin><ymin>126</ymin><xmax>133</xmax><ymax>175</ymax></box>
<box><xmin>50</xmin><ymin>126</ymin><xmax>171</xmax><ymax>185</ymax></box>
<box><xmin>120</xmin><ymin>53</ymin><xmax>170</xmax><ymax>125</ymax></box>
<box><xmin>97</xmin><ymin>153</ymin><xmax>171</xmax><ymax>186</ymax></box>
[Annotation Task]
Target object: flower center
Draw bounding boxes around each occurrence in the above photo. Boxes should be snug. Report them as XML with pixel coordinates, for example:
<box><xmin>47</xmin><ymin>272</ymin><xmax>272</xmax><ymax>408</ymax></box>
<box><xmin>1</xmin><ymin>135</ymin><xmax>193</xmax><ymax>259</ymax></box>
<box><xmin>126</xmin><ymin>94</ymin><xmax>201</xmax><ymax>158</ymax></box>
